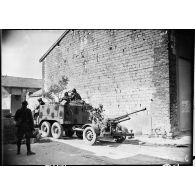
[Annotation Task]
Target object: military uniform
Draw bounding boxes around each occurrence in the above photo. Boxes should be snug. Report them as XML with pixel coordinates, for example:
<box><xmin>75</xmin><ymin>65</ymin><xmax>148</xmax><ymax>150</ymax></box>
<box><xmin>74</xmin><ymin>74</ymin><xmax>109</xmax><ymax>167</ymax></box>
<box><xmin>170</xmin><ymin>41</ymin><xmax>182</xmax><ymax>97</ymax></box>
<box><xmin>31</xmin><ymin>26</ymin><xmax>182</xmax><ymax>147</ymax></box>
<box><xmin>36</xmin><ymin>99</ymin><xmax>45</xmax><ymax>110</ymax></box>
<box><xmin>34</xmin><ymin>98</ymin><xmax>45</xmax><ymax>121</ymax></box>
<box><xmin>71</xmin><ymin>90</ymin><xmax>82</xmax><ymax>101</ymax></box>
<box><xmin>60</xmin><ymin>93</ymin><xmax>70</xmax><ymax>103</ymax></box>
<box><xmin>89</xmin><ymin>104</ymin><xmax>105</xmax><ymax>123</ymax></box>
<box><xmin>14</xmin><ymin>101</ymin><xmax>35</xmax><ymax>155</ymax></box>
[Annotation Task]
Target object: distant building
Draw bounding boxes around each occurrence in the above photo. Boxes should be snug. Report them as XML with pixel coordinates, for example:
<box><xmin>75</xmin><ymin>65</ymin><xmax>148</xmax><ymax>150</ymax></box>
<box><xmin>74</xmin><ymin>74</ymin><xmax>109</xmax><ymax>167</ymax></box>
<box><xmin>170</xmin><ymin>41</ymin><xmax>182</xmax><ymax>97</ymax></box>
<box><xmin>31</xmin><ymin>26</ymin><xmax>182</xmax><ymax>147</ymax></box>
<box><xmin>2</xmin><ymin>75</ymin><xmax>42</xmax><ymax>115</ymax></box>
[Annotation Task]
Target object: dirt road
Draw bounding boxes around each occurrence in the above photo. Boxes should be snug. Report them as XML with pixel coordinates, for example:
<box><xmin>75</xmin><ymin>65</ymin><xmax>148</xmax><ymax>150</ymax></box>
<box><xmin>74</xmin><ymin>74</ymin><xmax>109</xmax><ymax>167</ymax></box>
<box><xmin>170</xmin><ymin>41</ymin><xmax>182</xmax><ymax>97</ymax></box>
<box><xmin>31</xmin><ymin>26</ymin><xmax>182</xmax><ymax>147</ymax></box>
<box><xmin>2</xmin><ymin>137</ymin><xmax>191</xmax><ymax>165</ymax></box>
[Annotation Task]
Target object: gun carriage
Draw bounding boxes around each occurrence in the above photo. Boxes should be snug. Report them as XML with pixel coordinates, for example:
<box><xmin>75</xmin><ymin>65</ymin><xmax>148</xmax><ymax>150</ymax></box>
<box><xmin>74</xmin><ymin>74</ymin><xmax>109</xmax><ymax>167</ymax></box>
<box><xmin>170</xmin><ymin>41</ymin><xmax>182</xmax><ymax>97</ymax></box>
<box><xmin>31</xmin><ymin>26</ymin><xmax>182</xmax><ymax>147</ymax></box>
<box><xmin>73</xmin><ymin>108</ymin><xmax>146</xmax><ymax>145</ymax></box>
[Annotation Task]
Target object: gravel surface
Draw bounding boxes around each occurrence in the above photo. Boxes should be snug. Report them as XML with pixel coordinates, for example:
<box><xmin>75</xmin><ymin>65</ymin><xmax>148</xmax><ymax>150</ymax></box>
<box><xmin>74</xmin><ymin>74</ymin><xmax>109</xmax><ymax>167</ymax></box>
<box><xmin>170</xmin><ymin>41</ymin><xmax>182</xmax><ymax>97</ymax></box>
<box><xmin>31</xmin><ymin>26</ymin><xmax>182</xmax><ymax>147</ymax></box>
<box><xmin>2</xmin><ymin>138</ymin><xmax>191</xmax><ymax>165</ymax></box>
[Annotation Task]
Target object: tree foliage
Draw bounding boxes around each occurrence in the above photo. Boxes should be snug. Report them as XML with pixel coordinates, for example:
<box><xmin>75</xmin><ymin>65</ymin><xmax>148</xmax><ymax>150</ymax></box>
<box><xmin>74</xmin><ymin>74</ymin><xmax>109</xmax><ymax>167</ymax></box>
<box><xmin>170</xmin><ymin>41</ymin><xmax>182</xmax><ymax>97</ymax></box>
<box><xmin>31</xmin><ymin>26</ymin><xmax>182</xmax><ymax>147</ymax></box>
<box><xmin>43</xmin><ymin>76</ymin><xmax>69</xmax><ymax>102</ymax></box>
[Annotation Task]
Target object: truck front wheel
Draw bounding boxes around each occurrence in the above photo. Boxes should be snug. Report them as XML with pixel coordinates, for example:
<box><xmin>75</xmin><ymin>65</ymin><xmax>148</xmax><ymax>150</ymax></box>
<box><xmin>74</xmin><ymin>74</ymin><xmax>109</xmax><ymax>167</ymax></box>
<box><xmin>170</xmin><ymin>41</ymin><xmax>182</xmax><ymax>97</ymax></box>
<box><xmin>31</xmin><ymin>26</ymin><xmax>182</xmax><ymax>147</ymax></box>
<box><xmin>40</xmin><ymin>121</ymin><xmax>51</xmax><ymax>138</ymax></box>
<box><xmin>51</xmin><ymin>122</ymin><xmax>63</xmax><ymax>139</ymax></box>
<box><xmin>83</xmin><ymin>127</ymin><xmax>97</xmax><ymax>145</ymax></box>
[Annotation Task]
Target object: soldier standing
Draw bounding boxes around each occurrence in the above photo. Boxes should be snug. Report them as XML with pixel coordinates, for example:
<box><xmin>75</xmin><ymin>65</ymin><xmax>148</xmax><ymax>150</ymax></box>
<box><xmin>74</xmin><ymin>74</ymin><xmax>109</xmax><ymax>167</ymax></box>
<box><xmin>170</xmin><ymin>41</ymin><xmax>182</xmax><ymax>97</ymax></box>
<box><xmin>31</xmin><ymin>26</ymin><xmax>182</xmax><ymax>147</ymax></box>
<box><xmin>34</xmin><ymin>98</ymin><xmax>45</xmax><ymax>121</ymax></box>
<box><xmin>37</xmin><ymin>98</ymin><xmax>45</xmax><ymax>109</ymax></box>
<box><xmin>14</xmin><ymin>100</ymin><xmax>35</xmax><ymax>155</ymax></box>
<box><xmin>89</xmin><ymin>104</ymin><xmax>105</xmax><ymax>123</ymax></box>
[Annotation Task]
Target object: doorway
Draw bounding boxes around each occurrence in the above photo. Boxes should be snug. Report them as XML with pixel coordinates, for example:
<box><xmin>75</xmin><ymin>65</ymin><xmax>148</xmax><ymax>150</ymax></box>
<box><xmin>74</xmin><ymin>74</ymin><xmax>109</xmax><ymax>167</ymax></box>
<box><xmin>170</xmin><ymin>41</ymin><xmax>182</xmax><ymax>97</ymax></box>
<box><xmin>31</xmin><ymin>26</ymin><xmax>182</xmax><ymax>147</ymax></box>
<box><xmin>178</xmin><ymin>58</ymin><xmax>192</xmax><ymax>131</ymax></box>
<box><xmin>176</xmin><ymin>30</ymin><xmax>194</xmax><ymax>132</ymax></box>
<box><xmin>11</xmin><ymin>95</ymin><xmax>21</xmax><ymax>115</ymax></box>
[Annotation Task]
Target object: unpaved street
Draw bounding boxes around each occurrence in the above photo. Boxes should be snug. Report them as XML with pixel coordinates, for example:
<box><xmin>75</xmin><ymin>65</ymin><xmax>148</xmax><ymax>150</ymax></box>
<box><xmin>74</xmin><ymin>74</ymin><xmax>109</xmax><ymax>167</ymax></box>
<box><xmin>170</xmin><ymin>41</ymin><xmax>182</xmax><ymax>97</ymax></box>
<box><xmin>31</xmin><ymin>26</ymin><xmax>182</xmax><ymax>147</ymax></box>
<box><xmin>2</xmin><ymin>136</ymin><xmax>191</xmax><ymax>165</ymax></box>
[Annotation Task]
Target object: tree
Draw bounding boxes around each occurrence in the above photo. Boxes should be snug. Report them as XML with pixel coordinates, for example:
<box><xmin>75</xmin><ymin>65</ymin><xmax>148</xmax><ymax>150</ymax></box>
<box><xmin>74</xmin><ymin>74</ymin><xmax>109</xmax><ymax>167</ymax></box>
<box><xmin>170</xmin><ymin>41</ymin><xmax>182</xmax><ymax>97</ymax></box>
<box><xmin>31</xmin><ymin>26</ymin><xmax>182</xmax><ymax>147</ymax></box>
<box><xmin>43</xmin><ymin>76</ymin><xmax>69</xmax><ymax>102</ymax></box>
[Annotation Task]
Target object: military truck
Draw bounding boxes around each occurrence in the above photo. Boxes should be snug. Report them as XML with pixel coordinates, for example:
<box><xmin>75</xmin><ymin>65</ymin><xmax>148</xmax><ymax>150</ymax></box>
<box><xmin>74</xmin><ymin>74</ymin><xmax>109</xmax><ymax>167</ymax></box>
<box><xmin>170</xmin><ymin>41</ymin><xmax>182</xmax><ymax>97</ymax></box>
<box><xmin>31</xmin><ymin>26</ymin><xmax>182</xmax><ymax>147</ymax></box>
<box><xmin>35</xmin><ymin>99</ymin><xmax>145</xmax><ymax>145</ymax></box>
<box><xmin>35</xmin><ymin>101</ymin><xmax>92</xmax><ymax>139</ymax></box>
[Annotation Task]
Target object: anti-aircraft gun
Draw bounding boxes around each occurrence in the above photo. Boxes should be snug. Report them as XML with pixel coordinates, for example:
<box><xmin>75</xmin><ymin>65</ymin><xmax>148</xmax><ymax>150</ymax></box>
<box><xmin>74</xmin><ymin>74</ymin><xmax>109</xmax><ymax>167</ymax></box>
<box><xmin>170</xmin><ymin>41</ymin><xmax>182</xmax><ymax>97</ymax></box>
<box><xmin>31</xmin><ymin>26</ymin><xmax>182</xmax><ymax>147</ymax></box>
<box><xmin>73</xmin><ymin>107</ymin><xmax>147</xmax><ymax>145</ymax></box>
<box><xmin>106</xmin><ymin>108</ymin><xmax>147</xmax><ymax>127</ymax></box>
<box><xmin>102</xmin><ymin>108</ymin><xmax>147</xmax><ymax>142</ymax></box>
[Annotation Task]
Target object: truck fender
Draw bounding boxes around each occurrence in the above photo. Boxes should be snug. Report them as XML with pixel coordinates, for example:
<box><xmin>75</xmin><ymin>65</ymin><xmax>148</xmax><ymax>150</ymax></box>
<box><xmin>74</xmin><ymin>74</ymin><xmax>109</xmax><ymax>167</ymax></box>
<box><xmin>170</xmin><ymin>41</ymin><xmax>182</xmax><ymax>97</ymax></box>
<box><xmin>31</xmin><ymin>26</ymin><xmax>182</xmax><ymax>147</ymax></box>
<box><xmin>82</xmin><ymin>124</ymin><xmax>100</xmax><ymax>134</ymax></box>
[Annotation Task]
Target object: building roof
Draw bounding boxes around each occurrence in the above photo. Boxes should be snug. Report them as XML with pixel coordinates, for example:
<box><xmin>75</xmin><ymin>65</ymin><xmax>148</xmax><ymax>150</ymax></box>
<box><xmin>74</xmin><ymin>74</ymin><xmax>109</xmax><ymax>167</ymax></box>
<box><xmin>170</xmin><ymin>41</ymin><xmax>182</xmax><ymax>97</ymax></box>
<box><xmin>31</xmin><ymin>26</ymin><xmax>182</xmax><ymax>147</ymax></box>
<box><xmin>2</xmin><ymin>75</ymin><xmax>42</xmax><ymax>89</ymax></box>
<box><xmin>39</xmin><ymin>30</ymin><xmax>71</xmax><ymax>62</ymax></box>
<box><xmin>30</xmin><ymin>89</ymin><xmax>43</xmax><ymax>97</ymax></box>
<box><xmin>2</xmin><ymin>86</ymin><xmax>10</xmax><ymax>96</ymax></box>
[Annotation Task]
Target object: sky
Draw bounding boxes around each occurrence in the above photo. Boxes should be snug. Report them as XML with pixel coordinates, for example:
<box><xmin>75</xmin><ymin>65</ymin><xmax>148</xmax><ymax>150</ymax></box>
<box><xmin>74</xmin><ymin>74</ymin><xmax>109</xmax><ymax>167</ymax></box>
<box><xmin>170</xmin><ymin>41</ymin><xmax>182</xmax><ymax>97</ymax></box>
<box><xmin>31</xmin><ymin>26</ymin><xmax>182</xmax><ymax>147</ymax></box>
<box><xmin>2</xmin><ymin>30</ymin><xmax>65</xmax><ymax>79</ymax></box>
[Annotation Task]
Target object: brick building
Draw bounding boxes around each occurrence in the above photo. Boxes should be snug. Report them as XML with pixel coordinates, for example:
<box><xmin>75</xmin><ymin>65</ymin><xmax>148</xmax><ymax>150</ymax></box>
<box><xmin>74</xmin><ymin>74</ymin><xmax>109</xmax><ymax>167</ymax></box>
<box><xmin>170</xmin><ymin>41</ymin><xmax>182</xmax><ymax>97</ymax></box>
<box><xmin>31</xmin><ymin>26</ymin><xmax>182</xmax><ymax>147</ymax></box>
<box><xmin>2</xmin><ymin>75</ymin><xmax>42</xmax><ymax>115</ymax></box>
<box><xmin>39</xmin><ymin>30</ymin><xmax>194</xmax><ymax>137</ymax></box>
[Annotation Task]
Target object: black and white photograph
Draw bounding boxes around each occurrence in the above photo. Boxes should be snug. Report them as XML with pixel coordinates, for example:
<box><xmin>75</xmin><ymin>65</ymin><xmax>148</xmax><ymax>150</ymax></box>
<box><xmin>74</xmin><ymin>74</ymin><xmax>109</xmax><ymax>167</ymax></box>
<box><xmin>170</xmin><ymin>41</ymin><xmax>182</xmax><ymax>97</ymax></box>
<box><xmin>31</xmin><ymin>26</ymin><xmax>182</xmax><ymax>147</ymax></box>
<box><xmin>1</xmin><ymin>29</ymin><xmax>194</xmax><ymax>165</ymax></box>
<box><xmin>1</xmin><ymin>2</ymin><xmax>195</xmax><ymax>195</ymax></box>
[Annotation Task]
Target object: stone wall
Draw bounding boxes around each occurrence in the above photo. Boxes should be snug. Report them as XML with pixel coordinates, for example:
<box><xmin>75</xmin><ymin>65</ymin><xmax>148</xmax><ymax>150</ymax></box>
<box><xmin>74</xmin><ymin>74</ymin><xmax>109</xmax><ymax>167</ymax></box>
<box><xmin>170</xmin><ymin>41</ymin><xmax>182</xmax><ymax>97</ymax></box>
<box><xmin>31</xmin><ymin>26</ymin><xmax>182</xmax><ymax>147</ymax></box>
<box><xmin>168</xmin><ymin>30</ymin><xmax>179</xmax><ymax>135</ymax></box>
<box><xmin>42</xmin><ymin>30</ymin><xmax>171</xmax><ymax>134</ymax></box>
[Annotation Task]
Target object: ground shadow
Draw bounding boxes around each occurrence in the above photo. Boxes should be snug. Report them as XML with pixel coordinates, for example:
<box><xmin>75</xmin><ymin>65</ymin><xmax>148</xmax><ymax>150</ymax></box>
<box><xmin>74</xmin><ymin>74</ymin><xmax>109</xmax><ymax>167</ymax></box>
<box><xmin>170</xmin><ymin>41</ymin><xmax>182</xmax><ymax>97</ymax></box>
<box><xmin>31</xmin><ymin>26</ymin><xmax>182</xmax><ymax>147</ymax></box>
<box><xmin>35</xmin><ymin>139</ymin><xmax>53</xmax><ymax>143</ymax></box>
<box><xmin>176</xmin><ymin>144</ymin><xmax>189</xmax><ymax>148</ymax></box>
<box><xmin>61</xmin><ymin>136</ymin><xmax>79</xmax><ymax>140</ymax></box>
<box><xmin>93</xmin><ymin>139</ymin><xmax>143</xmax><ymax>148</ymax></box>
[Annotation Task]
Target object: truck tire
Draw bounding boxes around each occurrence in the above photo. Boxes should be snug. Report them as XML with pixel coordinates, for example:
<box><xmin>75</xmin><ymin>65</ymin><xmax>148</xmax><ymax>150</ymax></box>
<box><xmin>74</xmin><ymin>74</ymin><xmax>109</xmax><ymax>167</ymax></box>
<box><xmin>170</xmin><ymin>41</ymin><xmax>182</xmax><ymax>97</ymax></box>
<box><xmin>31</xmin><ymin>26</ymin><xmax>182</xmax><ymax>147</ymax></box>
<box><xmin>51</xmin><ymin>122</ymin><xmax>63</xmax><ymax>139</ymax></box>
<box><xmin>83</xmin><ymin>127</ymin><xmax>97</xmax><ymax>145</ymax></box>
<box><xmin>40</xmin><ymin>121</ymin><xmax>51</xmax><ymax>137</ymax></box>
<box><xmin>76</xmin><ymin>131</ymin><xmax>83</xmax><ymax>139</ymax></box>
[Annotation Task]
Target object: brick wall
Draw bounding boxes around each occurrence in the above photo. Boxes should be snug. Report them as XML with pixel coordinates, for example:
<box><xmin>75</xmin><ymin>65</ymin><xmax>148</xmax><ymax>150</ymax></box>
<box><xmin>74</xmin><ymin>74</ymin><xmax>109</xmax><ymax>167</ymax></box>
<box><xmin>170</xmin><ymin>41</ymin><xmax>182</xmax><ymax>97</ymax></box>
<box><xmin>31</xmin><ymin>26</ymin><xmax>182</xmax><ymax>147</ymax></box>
<box><xmin>42</xmin><ymin>30</ymin><xmax>171</xmax><ymax>134</ymax></box>
<box><xmin>168</xmin><ymin>30</ymin><xmax>179</xmax><ymax>135</ymax></box>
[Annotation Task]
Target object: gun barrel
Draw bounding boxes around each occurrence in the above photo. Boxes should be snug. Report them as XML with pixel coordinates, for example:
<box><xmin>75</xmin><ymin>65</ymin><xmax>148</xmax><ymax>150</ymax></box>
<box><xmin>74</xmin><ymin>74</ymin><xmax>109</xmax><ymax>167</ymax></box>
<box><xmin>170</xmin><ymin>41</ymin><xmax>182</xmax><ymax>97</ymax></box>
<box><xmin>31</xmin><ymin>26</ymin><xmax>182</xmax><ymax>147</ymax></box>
<box><xmin>113</xmin><ymin>108</ymin><xmax>146</xmax><ymax>121</ymax></box>
<box><xmin>127</xmin><ymin>107</ymin><xmax>146</xmax><ymax>116</ymax></box>
<box><xmin>116</xmin><ymin>117</ymin><xmax>131</xmax><ymax>124</ymax></box>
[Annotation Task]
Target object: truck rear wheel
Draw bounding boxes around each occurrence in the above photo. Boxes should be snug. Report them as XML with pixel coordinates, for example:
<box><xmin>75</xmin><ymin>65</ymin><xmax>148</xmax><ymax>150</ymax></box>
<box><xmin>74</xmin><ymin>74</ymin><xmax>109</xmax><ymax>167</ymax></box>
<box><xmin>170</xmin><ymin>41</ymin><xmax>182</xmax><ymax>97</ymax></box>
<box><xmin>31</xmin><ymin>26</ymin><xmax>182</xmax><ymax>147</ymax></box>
<box><xmin>83</xmin><ymin>127</ymin><xmax>97</xmax><ymax>145</ymax></box>
<box><xmin>40</xmin><ymin>121</ymin><xmax>51</xmax><ymax>137</ymax></box>
<box><xmin>51</xmin><ymin>122</ymin><xmax>63</xmax><ymax>139</ymax></box>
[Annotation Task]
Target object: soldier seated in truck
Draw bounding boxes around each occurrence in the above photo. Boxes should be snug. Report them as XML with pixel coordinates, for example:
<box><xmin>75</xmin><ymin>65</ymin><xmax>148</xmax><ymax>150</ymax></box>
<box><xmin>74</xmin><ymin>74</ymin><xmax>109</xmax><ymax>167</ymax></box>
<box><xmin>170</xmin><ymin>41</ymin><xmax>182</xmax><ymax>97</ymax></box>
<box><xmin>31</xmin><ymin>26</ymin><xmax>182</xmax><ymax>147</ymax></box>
<box><xmin>71</xmin><ymin>88</ymin><xmax>82</xmax><ymax>101</ymax></box>
<box><xmin>59</xmin><ymin>92</ymin><xmax>71</xmax><ymax>104</ymax></box>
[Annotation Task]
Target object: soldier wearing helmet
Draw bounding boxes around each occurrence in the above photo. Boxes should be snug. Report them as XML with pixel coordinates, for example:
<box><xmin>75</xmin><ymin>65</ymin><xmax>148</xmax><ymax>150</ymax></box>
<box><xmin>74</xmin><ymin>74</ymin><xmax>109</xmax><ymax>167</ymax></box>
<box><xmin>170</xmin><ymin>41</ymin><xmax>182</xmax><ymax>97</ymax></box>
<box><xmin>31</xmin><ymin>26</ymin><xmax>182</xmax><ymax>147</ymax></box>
<box><xmin>37</xmin><ymin>98</ymin><xmax>45</xmax><ymax>108</ymax></box>
<box><xmin>71</xmin><ymin>88</ymin><xmax>82</xmax><ymax>101</ymax></box>
<box><xmin>14</xmin><ymin>100</ymin><xmax>35</xmax><ymax>155</ymax></box>
<box><xmin>60</xmin><ymin>92</ymin><xmax>71</xmax><ymax>104</ymax></box>
<box><xmin>34</xmin><ymin>98</ymin><xmax>45</xmax><ymax>122</ymax></box>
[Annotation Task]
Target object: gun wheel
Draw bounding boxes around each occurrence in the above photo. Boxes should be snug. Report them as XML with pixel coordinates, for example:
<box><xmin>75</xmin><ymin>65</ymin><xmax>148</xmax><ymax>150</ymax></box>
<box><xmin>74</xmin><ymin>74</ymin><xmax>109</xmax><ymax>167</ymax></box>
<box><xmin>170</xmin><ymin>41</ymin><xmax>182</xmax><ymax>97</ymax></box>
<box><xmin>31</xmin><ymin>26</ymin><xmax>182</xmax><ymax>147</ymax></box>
<box><xmin>40</xmin><ymin>121</ymin><xmax>51</xmax><ymax>137</ymax></box>
<box><xmin>114</xmin><ymin>136</ymin><xmax>126</xmax><ymax>143</ymax></box>
<box><xmin>83</xmin><ymin>127</ymin><xmax>97</xmax><ymax>145</ymax></box>
<box><xmin>51</xmin><ymin>122</ymin><xmax>63</xmax><ymax>139</ymax></box>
